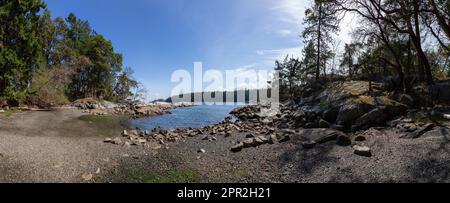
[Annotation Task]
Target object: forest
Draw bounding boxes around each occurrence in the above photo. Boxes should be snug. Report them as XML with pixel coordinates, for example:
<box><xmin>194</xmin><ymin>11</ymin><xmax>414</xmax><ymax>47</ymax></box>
<box><xmin>276</xmin><ymin>0</ymin><xmax>449</xmax><ymax>101</ymax></box>
<box><xmin>0</xmin><ymin>0</ymin><xmax>137</xmax><ymax>107</ymax></box>
<box><xmin>1</xmin><ymin>0</ymin><xmax>450</xmax><ymax>107</ymax></box>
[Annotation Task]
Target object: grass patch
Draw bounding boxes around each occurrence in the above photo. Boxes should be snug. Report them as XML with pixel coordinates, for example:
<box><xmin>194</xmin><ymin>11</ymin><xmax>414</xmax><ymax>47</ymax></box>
<box><xmin>128</xmin><ymin>169</ymin><xmax>199</xmax><ymax>183</ymax></box>
<box><xmin>377</xmin><ymin>96</ymin><xmax>405</xmax><ymax>107</ymax></box>
<box><xmin>77</xmin><ymin>114</ymin><xmax>130</xmax><ymax>137</ymax></box>
<box><xmin>0</xmin><ymin>108</ymin><xmax>20</xmax><ymax>117</ymax></box>
<box><xmin>408</xmin><ymin>112</ymin><xmax>445</xmax><ymax>125</ymax></box>
<box><xmin>357</xmin><ymin>95</ymin><xmax>375</xmax><ymax>106</ymax></box>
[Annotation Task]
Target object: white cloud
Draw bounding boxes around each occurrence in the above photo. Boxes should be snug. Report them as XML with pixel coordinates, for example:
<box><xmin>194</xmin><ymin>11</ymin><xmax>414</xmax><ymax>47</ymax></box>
<box><xmin>267</xmin><ymin>0</ymin><xmax>356</xmax><ymax>59</ymax></box>
<box><xmin>256</xmin><ymin>46</ymin><xmax>303</xmax><ymax>61</ymax></box>
<box><xmin>272</xmin><ymin>0</ymin><xmax>308</xmax><ymax>25</ymax></box>
<box><xmin>277</xmin><ymin>29</ymin><xmax>294</xmax><ymax>37</ymax></box>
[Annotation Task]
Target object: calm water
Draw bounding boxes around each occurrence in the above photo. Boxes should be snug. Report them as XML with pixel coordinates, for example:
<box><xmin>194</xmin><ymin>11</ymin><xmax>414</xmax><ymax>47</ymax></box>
<box><xmin>126</xmin><ymin>105</ymin><xmax>241</xmax><ymax>130</ymax></box>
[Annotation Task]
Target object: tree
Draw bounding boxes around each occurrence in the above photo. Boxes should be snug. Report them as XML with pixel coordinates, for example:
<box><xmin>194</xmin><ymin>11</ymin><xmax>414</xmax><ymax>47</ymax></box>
<box><xmin>303</xmin><ymin>0</ymin><xmax>340</xmax><ymax>80</ymax></box>
<box><xmin>275</xmin><ymin>56</ymin><xmax>302</xmax><ymax>100</ymax></box>
<box><xmin>0</xmin><ymin>6</ymin><xmax>139</xmax><ymax>106</ymax></box>
<box><xmin>114</xmin><ymin>67</ymin><xmax>138</xmax><ymax>101</ymax></box>
<box><xmin>300</xmin><ymin>41</ymin><xmax>319</xmax><ymax>81</ymax></box>
<box><xmin>337</xmin><ymin>0</ymin><xmax>434</xmax><ymax>84</ymax></box>
<box><xmin>340</xmin><ymin>43</ymin><xmax>360</xmax><ymax>78</ymax></box>
<box><xmin>0</xmin><ymin>0</ymin><xmax>46</xmax><ymax>103</ymax></box>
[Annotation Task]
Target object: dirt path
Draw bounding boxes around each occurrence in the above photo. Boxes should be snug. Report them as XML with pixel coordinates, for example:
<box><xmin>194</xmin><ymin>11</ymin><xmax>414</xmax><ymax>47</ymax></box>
<box><xmin>0</xmin><ymin>109</ymin><xmax>449</xmax><ymax>183</ymax></box>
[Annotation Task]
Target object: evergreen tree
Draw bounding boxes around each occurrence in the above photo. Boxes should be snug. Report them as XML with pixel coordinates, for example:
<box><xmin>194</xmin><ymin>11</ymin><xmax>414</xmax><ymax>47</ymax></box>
<box><xmin>302</xmin><ymin>0</ymin><xmax>340</xmax><ymax>80</ymax></box>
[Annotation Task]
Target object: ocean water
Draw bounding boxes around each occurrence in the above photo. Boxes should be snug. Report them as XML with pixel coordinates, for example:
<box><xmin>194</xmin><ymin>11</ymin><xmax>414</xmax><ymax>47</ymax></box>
<box><xmin>126</xmin><ymin>104</ymin><xmax>241</xmax><ymax>130</ymax></box>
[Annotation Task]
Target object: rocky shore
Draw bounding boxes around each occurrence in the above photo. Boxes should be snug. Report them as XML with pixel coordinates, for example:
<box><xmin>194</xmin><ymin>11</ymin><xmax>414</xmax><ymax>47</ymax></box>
<box><xmin>72</xmin><ymin>98</ymin><xmax>193</xmax><ymax>118</ymax></box>
<box><xmin>1</xmin><ymin>80</ymin><xmax>449</xmax><ymax>183</ymax></box>
<box><xmin>106</xmin><ymin>81</ymin><xmax>450</xmax><ymax>160</ymax></box>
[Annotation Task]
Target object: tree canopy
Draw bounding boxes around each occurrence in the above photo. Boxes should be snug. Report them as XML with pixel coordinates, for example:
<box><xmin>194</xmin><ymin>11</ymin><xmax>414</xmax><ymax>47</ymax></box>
<box><xmin>275</xmin><ymin>0</ymin><xmax>450</xmax><ymax>101</ymax></box>
<box><xmin>0</xmin><ymin>0</ymin><xmax>137</xmax><ymax>106</ymax></box>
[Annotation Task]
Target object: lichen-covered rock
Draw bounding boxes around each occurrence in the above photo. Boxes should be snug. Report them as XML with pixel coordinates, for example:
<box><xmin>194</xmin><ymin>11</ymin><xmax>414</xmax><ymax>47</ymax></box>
<box><xmin>336</xmin><ymin>103</ymin><xmax>371</xmax><ymax>126</ymax></box>
<box><xmin>352</xmin><ymin>108</ymin><xmax>388</xmax><ymax>131</ymax></box>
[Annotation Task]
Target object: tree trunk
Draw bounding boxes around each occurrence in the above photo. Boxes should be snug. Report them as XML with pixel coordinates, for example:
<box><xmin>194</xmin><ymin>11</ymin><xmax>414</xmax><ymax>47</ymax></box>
<box><xmin>413</xmin><ymin>1</ymin><xmax>434</xmax><ymax>85</ymax></box>
<box><xmin>429</xmin><ymin>0</ymin><xmax>450</xmax><ymax>40</ymax></box>
<box><xmin>316</xmin><ymin>3</ymin><xmax>322</xmax><ymax>81</ymax></box>
<box><xmin>414</xmin><ymin>40</ymin><xmax>434</xmax><ymax>84</ymax></box>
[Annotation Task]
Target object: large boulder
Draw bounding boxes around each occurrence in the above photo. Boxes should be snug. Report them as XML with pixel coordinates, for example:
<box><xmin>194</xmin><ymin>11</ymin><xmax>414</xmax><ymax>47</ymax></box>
<box><xmin>352</xmin><ymin>108</ymin><xmax>388</xmax><ymax>131</ymax></box>
<box><xmin>399</xmin><ymin>94</ymin><xmax>415</xmax><ymax>107</ymax></box>
<box><xmin>429</xmin><ymin>82</ymin><xmax>450</xmax><ymax>102</ymax></box>
<box><xmin>336</xmin><ymin>103</ymin><xmax>372</xmax><ymax>126</ymax></box>
<box><xmin>298</xmin><ymin>128</ymin><xmax>344</xmax><ymax>144</ymax></box>
<box><xmin>322</xmin><ymin>107</ymin><xmax>339</xmax><ymax>123</ymax></box>
<box><xmin>375</xmin><ymin>96</ymin><xmax>407</xmax><ymax>116</ymax></box>
<box><xmin>421</xmin><ymin>127</ymin><xmax>450</xmax><ymax>140</ymax></box>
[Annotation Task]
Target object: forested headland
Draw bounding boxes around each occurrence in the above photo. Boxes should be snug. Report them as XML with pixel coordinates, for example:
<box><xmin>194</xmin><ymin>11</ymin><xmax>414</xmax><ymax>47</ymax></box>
<box><xmin>0</xmin><ymin>0</ymin><xmax>138</xmax><ymax>108</ymax></box>
<box><xmin>275</xmin><ymin>0</ymin><xmax>449</xmax><ymax>102</ymax></box>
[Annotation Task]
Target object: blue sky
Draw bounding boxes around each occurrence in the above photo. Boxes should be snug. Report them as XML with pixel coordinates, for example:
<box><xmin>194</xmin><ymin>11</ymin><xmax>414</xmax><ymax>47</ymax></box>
<box><xmin>45</xmin><ymin>0</ymin><xmax>352</xmax><ymax>101</ymax></box>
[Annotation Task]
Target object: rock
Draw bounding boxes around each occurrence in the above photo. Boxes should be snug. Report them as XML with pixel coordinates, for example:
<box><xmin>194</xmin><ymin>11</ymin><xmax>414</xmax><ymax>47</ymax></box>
<box><xmin>103</xmin><ymin>138</ymin><xmax>113</xmax><ymax>143</ymax></box>
<box><xmin>402</xmin><ymin>123</ymin><xmax>418</xmax><ymax>132</ymax></box>
<box><xmin>355</xmin><ymin>135</ymin><xmax>366</xmax><ymax>142</ymax></box>
<box><xmin>322</xmin><ymin>108</ymin><xmax>339</xmax><ymax>123</ymax></box>
<box><xmin>305</xmin><ymin>122</ymin><xmax>317</xmax><ymax>129</ymax></box>
<box><xmin>257</xmin><ymin>136</ymin><xmax>269</xmax><ymax>143</ymax></box>
<box><xmin>198</xmin><ymin>149</ymin><xmax>206</xmax><ymax>153</ymax></box>
<box><xmin>331</xmin><ymin>124</ymin><xmax>345</xmax><ymax>131</ymax></box>
<box><xmin>315</xmin><ymin>131</ymin><xmax>339</xmax><ymax>144</ymax></box>
<box><xmin>113</xmin><ymin>137</ymin><xmax>123</xmax><ymax>145</ymax></box>
<box><xmin>246</xmin><ymin>133</ymin><xmax>255</xmax><ymax>138</ymax></box>
<box><xmin>269</xmin><ymin>134</ymin><xmax>278</xmax><ymax>144</ymax></box>
<box><xmin>122</xmin><ymin>130</ymin><xmax>128</xmax><ymax>136</ymax></box>
<box><xmin>352</xmin><ymin>108</ymin><xmax>388</xmax><ymax>131</ymax></box>
<box><xmin>410</xmin><ymin>123</ymin><xmax>436</xmax><ymax>139</ymax></box>
<box><xmin>243</xmin><ymin>138</ymin><xmax>255</xmax><ymax>148</ymax></box>
<box><xmin>336</xmin><ymin>103</ymin><xmax>371</xmax><ymax>126</ymax></box>
<box><xmin>138</xmin><ymin>138</ymin><xmax>147</xmax><ymax>144</ymax></box>
<box><xmin>231</xmin><ymin>143</ymin><xmax>245</xmax><ymax>152</ymax></box>
<box><xmin>81</xmin><ymin>174</ymin><xmax>93</xmax><ymax>181</ymax></box>
<box><xmin>336</xmin><ymin>135</ymin><xmax>351</xmax><ymax>146</ymax></box>
<box><xmin>400</xmin><ymin>94</ymin><xmax>415</xmax><ymax>107</ymax></box>
<box><xmin>318</xmin><ymin>119</ymin><xmax>331</xmax><ymax>128</ymax></box>
<box><xmin>292</xmin><ymin>110</ymin><xmax>306</xmax><ymax>119</ymax></box>
<box><xmin>261</xmin><ymin>118</ymin><xmax>273</xmax><ymax>125</ymax></box>
<box><xmin>202</xmin><ymin>135</ymin><xmax>210</xmax><ymax>141</ymax></box>
<box><xmin>443</xmin><ymin>114</ymin><xmax>450</xmax><ymax>120</ymax></box>
<box><xmin>421</xmin><ymin>127</ymin><xmax>450</xmax><ymax>140</ymax></box>
<box><xmin>254</xmin><ymin>137</ymin><xmax>266</xmax><ymax>146</ymax></box>
<box><xmin>301</xmin><ymin>141</ymin><xmax>316</xmax><ymax>149</ymax></box>
<box><xmin>130</xmin><ymin>130</ymin><xmax>139</xmax><ymax>136</ymax></box>
<box><xmin>278</xmin><ymin>135</ymin><xmax>291</xmax><ymax>143</ymax></box>
<box><xmin>353</xmin><ymin>145</ymin><xmax>372</xmax><ymax>157</ymax></box>
<box><xmin>281</xmin><ymin>129</ymin><xmax>296</xmax><ymax>134</ymax></box>
<box><xmin>299</xmin><ymin>128</ymin><xmax>342</xmax><ymax>144</ymax></box>
<box><xmin>225</xmin><ymin>132</ymin><xmax>232</xmax><ymax>137</ymax></box>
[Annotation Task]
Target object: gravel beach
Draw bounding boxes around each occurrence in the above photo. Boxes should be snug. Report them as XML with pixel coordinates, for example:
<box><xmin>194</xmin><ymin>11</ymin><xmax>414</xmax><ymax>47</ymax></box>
<box><xmin>0</xmin><ymin>109</ymin><xmax>449</xmax><ymax>183</ymax></box>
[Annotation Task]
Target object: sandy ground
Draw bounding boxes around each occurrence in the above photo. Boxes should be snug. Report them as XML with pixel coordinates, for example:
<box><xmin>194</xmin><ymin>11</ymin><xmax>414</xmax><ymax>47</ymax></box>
<box><xmin>0</xmin><ymin>109</ymin><xmax>149</xmax><ymax>183</ymax></box>
<box><xmin>0</xmin><ymin>109</ymin><xmax>449</xmax><ymax>183</ymax></box>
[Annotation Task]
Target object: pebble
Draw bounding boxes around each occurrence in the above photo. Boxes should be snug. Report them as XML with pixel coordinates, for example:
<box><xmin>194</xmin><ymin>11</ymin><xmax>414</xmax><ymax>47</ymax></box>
<box><xmin>353</xmin><ymin>145</ymin><xmax>372</xmax><ymax>157</ymax></box>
